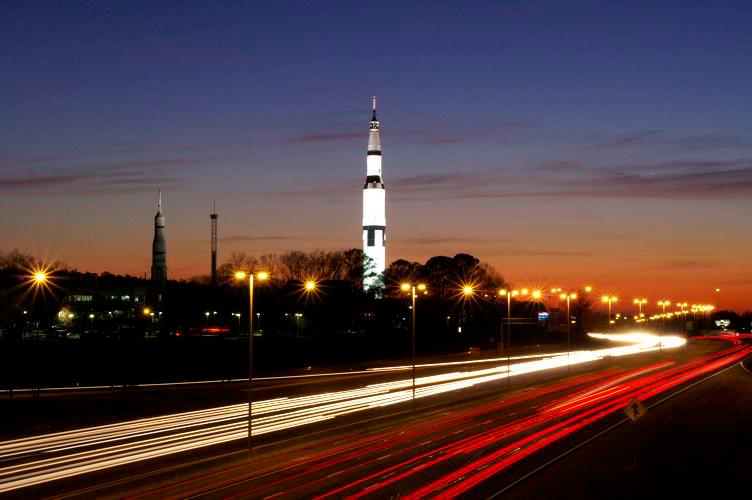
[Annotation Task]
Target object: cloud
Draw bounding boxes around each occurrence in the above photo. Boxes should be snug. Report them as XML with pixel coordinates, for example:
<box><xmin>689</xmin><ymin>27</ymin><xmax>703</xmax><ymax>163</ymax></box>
<box><xmin>648</xmin><ymin>260</ymin><xmax>717</xmax><ymax>271</ymax></box>
<box><xmin>400</xmin><ymin>236</ymin><xmax>512</xmax><ymax>245</ymax></box>
<box><xmin>575</xmin><ymin>130</ymin><xmax>666</xmax><ymax>149</ymax></box>
<box><xmin>285</xmin><ymin>155</ymin><xmax>752</xmax><ymax>201</ymax></box>
<box><xmin>495</xmin><ymin>249</ymin><xmax>592</xmax><ymax>257</ymax></box>
<box><xmin>0</xmin><ymin>155</ymin><xmax>228</xmax><ymax>195</ymax></box>
<box><xmin>220</xmin><ymin>235</ymin><xmax>299</xmax><ymax>242</ymax></box>
<box><xmin>284</xmin><ymin>118</ymin><xmax>534</xmax><ymax>148</ymax></box>
<box><xmin>573</xmin><ymin>130</ymin><xmax>752</xmax><ymax>153</ymax></box>
<box><xmin>288</xmin><ymin>132</ymin><xmax>362</xmax><ymax>144</ymax></box>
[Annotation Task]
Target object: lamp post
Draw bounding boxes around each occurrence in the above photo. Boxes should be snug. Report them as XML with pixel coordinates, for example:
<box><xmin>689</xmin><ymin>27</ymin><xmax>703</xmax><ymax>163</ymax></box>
<box><xmin>657</xmin><ymin>301</ymin><xmax>671</xmax><ymax>330</ymax></box>
<box><xmin>559</xmin><ymin>292</ymin><xmax>577</xmax><ymax>376</ymax></box>
<box><xmin>402</xmin><ymin>282</ymin><xmax>426</xmax><ymax>410</ymax></box>
<box><xmin>657</xmin><ymin>300</ymin><xmax>671</xmax><ymax>352</ymax></box>
<box><xmin>601</xmin><ymin>296</ymin><xmax>618</xmax><ymax>330</ymax></box>
<box><xmin>633</xmin><ymin>298</ymin><xmax>647</xmax><ymax>318</ymax></box>
<box><xmin>499</xmin><ymin>288</ymin><xmax>524</xmax><ymax>388</ymax></box>
<box><xmin>235</xmin><ymin>270</ymin><xmax>269</xmax><ymax>449</ymax></box>
<box><xmin>294</xmin><ymin>313</ymin><xmax>302</xmax><ymax>337</ymax></box>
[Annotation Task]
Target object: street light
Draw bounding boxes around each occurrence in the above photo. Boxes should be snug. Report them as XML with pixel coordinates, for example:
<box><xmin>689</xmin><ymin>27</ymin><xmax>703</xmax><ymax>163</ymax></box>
<box><xmin>401</xmin><ymin>282</ymin><xmax>426</xmax><ymax>410</ymax></box>
<box><xmin>657</xmin><ymin>300</ymin><xmax>671</xmax><ymax>351</ymax></box>
<box><xmin>601</xmin><ymin>296</ymin><xmax>618</xmax><ymax>330</ymax></box>
<box><xmin>235</xmin><ymin>270</ymin><xmax>269</xmax><ymax>449</ymax></box>
<box><xmin>633</xmin><ymin>298</ymin><xmax>648</xmax><ymax>317</ymax></box>
<box><xmin>559</xmin><ymin>292</ymin><xmax>577</xmax><ymax>376</ymax></box>
<box><xmin>657</xmin><ymin>300</ymin><xmax>671</xmax><ymax>330</ymax></box>
<box><xmin>499</xmin><ymin>288</ymin><xmax>521</xmax><ymax>388</ymax></box>
<box><xmin>294</xmin><ymin>313</ymin><xmax>303</xmax><ymax>336</ymax></box>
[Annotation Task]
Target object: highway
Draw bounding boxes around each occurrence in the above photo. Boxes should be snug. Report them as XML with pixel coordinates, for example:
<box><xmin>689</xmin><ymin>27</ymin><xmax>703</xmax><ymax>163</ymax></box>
<box><xmin>0</xmin><ymin>333</ymin><xmax>747</xmax><ymax>496</ymax></box>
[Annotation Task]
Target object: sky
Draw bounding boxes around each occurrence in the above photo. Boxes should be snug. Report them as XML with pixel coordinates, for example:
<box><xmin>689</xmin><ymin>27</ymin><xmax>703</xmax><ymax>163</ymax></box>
<box><xmin>1</xmin><ymin>0</ymin><xmax>751</xmax><ymax>312</ymax></box>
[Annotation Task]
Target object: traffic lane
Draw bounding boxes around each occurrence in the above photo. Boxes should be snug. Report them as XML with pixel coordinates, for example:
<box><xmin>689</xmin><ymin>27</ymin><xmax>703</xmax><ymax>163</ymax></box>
<box><xmin>480</xmin><ymin>349</ymin><xmax>752</xmax><ymax>499</ymax></box>
<box><xmin>0</xmin><ymin>350</ymin><xmax>540</xmax><ymax>441</ymax></box>
<box><xmin>0</xmin><ymin>343</ymin><xmax>631</xmax><ymax>441</ymax></box>
<box><xmin>112</xmin><ymin>369</ymin><xmax>640</xmax><ymax>499</ymax></box>
<box><xmin>0</xmin><ymin>338</ymin><xmax>719</xmax><ymax>495</ymax></box>
<box><xmin>53</xmin><ymin>342</ymin><xmax>736</xmax><ymax>495</ymax></box>
<box><xmin>3</xmin><ymin>369</ymin><xmax>608</xmax><ymax>499</ymax></box>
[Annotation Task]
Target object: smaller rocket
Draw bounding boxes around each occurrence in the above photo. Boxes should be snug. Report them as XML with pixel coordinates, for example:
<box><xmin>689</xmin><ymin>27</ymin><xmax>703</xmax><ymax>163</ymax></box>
<box><xmin>151</xmin><ymin>190</ymin><xmax>167</xmax><ymax>284</ymax></box>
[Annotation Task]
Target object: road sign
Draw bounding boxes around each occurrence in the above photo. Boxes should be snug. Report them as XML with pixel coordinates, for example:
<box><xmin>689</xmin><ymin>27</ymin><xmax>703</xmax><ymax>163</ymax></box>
<box><xmin>624</xmin><ymin>398</ymin><xmax>647</xmax><ymax>422</ymax></box>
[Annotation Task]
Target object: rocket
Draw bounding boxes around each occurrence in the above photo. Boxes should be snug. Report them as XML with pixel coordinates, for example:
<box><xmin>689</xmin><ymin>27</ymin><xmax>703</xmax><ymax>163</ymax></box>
<box><xmin>362</xmin><ymin>97</ymin><xmax>386</xmax><ymax>289</ymax></box>
<box><xmin>151</xmin><ymin>190</ymin><xmax>167</xmax><ymax>284</ymax></box>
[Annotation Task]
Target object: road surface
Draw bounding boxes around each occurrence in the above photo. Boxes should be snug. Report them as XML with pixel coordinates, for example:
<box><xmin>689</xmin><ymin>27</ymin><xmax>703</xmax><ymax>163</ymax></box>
<box><xmin>1</xmin><ymin>333</ymin><xmax>747</xmax><ymax>497</ymax></box>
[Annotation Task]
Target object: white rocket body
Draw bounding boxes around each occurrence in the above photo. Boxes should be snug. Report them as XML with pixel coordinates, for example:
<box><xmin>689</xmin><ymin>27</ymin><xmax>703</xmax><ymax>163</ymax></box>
<box><xmin>362</xmin><ymin>98</ymin><xmax>386</xmax><ymax>289</ymax></box>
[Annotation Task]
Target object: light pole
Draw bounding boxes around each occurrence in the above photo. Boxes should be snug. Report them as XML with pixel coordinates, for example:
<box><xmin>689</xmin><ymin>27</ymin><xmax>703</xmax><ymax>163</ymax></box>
<box><xmin>715</xmin><ymin>288</ymin><xmax>720</xmax><ymax>310</ymax></box>
<box><xmin>559</xmin><ymin>292</ymin><xmax>577</xmax><ymax>376</ymax></box>
<box><xmin>235</xmin><ymin>270</ymin><xmax>269</xmax><ymax>449</ymax></box>
<box><xmin>294</xmin><ymin>313</ymin><xmax>302</xmax><ymax>336</ymax></box>
<box><xmin>499</xmin><ymin>288</ymin><xmax>525</xmax><ymax>388</ymax></box>
<box><xmin>204</xmin><ymin>311</ymin><xmax>210</xmax><ymax>328</ymax></box>
<box><xmin>657</xmin><ymin>301</ymin><xmax>671</xmax><ymax>330</ymax></box>
<box><xmin>657</xmin><ymin>300</ymin><xmax>671</xmax><ymax>352</ymax></box>
<box><xmin>601</xmin><ymin>296</ymin><xmax>618</xmax><ymax>330</ymax></box>
<box><xmin>633</xmin><ymin>298</ymin><xmax>647</xmax><ymax>319</ymax></box>
<box><xmin>402</xmin><ymin>282</ymin><xmax>426</xmax><ymax>410</ymax></box>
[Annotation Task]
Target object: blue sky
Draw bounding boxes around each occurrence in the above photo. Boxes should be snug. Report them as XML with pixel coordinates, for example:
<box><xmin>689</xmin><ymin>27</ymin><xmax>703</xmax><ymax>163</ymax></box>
<box><xmin>1</xmin><ymin>0</ymin><xmax>751</xmax><ymax>308</ymax></box>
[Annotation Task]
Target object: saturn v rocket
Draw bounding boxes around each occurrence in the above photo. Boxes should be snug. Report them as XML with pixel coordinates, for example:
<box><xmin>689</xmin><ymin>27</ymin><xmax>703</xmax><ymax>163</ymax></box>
<box><xmin>362</xmin><ymin>97</ymin><xmax>386</xmax><ymax>289</ymax></box>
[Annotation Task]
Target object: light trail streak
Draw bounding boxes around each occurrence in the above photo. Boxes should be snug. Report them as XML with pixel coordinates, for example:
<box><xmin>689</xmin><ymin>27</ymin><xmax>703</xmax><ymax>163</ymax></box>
<box><xmin>5</xmin><ymin>350</ymin><xmax>576</xmax><ymax>395</ymax></box>
<box><xmin>0</xmin><ymin>333</ymin><xmax>687</xmax><ymax>493</ymax></box>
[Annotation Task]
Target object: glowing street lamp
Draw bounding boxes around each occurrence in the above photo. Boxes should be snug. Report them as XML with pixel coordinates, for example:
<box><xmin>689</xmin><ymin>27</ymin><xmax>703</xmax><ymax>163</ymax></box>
<box><xmin>401</xmin><ymin>282</ymin><xmax>426</xmax><ymax>410</ymax></box>
<box><xmin>499</xmin><ymin>288</ymin><xmax>523</xmax><ymax>387</ymax></box>
<box><xmin>235</xmin><ymin>270</ymin><xmax>269</xmax><ymax>449</ymax></box>
<box><xmin>559</xmin><ymin>292</ymin><xmax>578</xmax><ymax>375</ymax></box>
<box><xmin>233</xmin><ymin>312</ymin><xmax>242</xmax><ymax>333</ymax></box>
<box><xmin>633</xmin><ymin>298</ymin><xmax>648</xmax><ymax>317</ymax></box>
<box><xmin>462</xmin><ymin>285</ymin><xmax>474</xmax><ymax>296</ymax></box>
<box><xmin>305</xmin><ymin>280</ymin><xmax>316</xmax><ymax>291</ymax></box>
<box><xmin>657</xmin><ymin>301</ymin><xmax>671</xmax><ymax>332</ymax></box>
<box><xmin>601</xmin><ymin>296</ymin><xmax>618</xmax><ymax>330</ymax></box>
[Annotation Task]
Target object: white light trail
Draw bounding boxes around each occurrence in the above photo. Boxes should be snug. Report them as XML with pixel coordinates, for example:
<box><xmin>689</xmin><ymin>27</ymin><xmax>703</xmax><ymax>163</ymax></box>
<box><xmin>0</xmin><ymin>333</ymin><xmax>684</xmax><ymax>493</ymax></box>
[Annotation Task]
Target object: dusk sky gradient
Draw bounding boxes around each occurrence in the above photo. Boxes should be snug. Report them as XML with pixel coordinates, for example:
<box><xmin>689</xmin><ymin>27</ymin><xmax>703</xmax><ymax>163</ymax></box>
<box><xmin>1</xmin><ymin>1</ymin><xmax>751</xmax><ymax>311</ymax></box>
